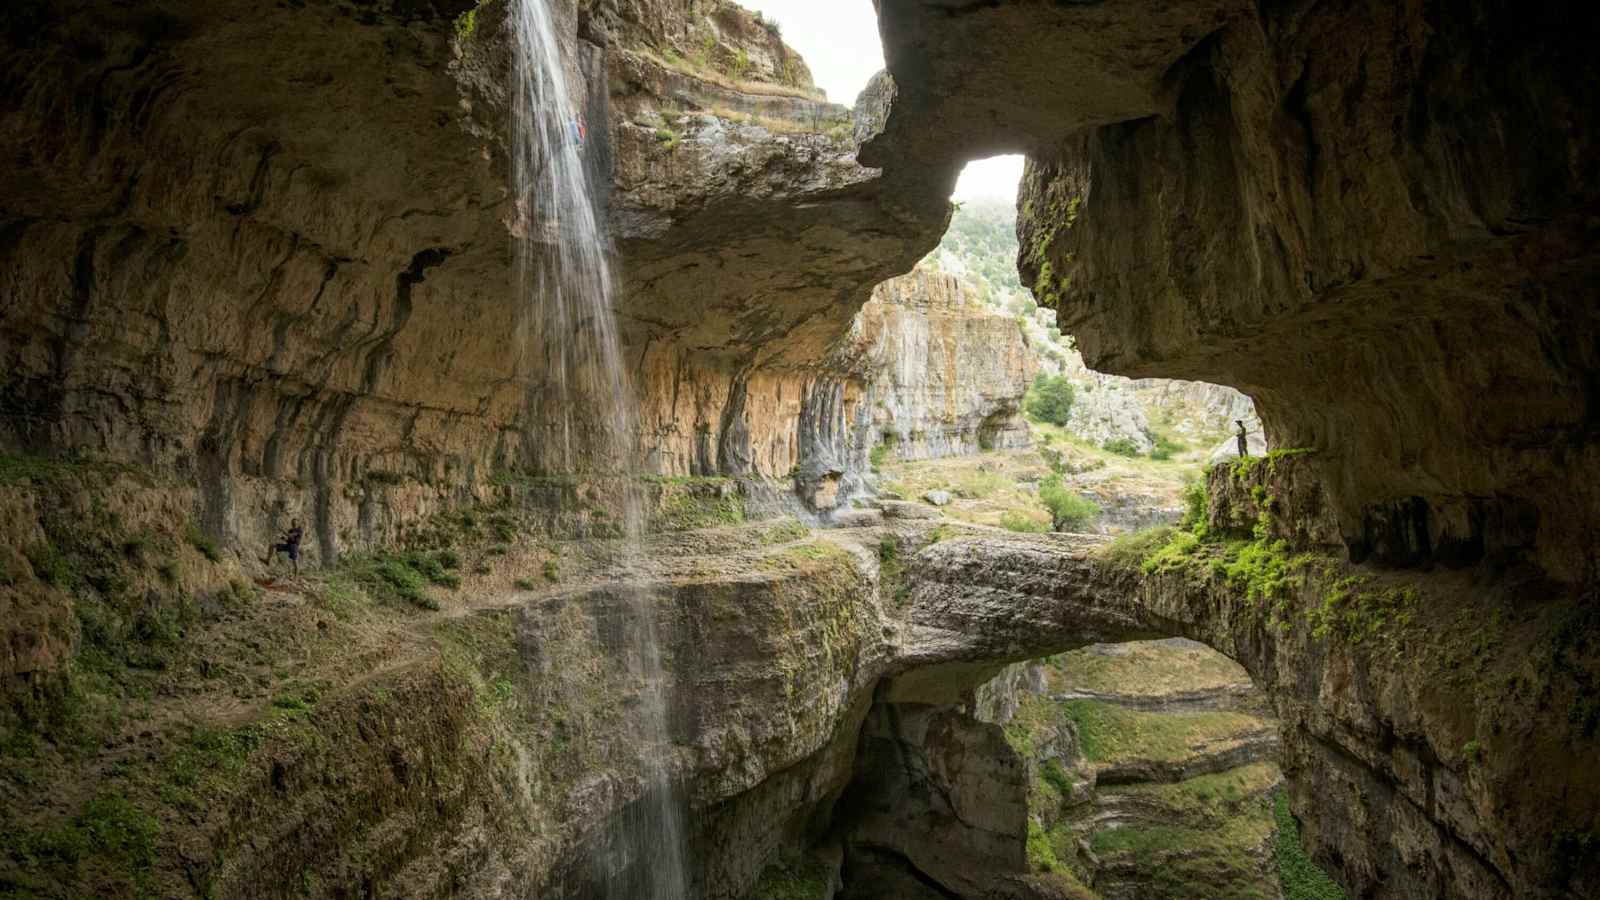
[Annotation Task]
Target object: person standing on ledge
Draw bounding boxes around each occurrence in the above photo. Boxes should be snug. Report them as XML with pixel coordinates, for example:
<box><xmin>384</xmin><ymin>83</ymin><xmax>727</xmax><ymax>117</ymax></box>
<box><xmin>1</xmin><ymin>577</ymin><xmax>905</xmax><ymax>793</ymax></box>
<box><xmin>1235</xmin><ymin>420</ymin><xmax>1250</xmax><ymax>458</ymax></box>
<box><xmin>262</xmin><ymin>519</ymin><xmax>304</xmax><ymax>576</ymax></box>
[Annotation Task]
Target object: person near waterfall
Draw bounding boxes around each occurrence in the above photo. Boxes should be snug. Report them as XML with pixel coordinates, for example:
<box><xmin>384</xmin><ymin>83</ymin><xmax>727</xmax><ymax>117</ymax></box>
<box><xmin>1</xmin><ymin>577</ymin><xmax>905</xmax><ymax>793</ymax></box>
<box><xmin>1235</xmin><ymin>420</ymin><xmax>1250</xmax><ymax>458</ymax></box>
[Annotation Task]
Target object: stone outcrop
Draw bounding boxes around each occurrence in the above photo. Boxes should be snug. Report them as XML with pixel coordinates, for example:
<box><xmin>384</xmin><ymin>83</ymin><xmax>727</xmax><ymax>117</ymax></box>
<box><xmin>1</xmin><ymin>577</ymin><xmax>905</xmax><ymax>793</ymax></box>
<box><xmin>842</xmin><ymin>267</ymin><xmax>1035</xmax><ymax>462</ymax></box>
<box><xmin>979</xmin><ymin>640</ymin><xmax>1286</xmax><ymax>900</ymax></box>
<box><xmin>1004</xmin><ymin>1</ymin><xmax>1600</xmax><ymax>580</ymax></box>
<box><xmin>0</xmin><ymin>0</ymin><xmax>950</xmax><ymax>564</ymax></box>
<box><xmin>893</xmin><ymin>463</ymin><xmax>1600</xmax><ymax>899</ymax></box>
<box><xmin>864</xmin><ymin>0</ymin><xmax>1600</xmax><ymax>579</ymax></box>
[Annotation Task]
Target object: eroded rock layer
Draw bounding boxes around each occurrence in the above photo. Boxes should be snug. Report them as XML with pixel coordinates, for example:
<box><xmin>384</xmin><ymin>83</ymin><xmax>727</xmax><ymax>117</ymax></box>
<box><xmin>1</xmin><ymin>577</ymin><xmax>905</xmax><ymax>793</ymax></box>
<box><xmin>1013</xmin><ymin>1</ymin><xmax>1600</xmax><ymax>579</ymax></box>
<box><xmin>844</xmin><ymin>267</ymin><xmax>1035</xmax><ymax>462</ymax></box>
<box><xmin>866</xmin><ymin>0</ymin><xmax>1600</xmax><ymax>580</ymax></box>
<box><xmin>0</xmin><ymin>0</ymin><xmax>950</xmax><ymax>560</ymax></box>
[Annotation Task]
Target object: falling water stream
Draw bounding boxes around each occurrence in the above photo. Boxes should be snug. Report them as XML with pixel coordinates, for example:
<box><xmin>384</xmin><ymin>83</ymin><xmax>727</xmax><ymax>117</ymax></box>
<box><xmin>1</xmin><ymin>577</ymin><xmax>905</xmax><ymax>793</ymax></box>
<box><xmin>510</xmin><ymin>0</ymin><xmax>690</xmax><ymax>895</ymax></box>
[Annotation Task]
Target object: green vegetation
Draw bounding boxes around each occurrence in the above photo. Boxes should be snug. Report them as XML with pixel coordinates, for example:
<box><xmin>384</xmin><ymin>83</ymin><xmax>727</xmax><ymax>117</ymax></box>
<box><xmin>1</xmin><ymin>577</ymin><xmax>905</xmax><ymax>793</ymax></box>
<box><xmin>454</xmin><ymin>7</ymin><xmax>477</xmax><ymax>41</ymax></box>
<box><xmin>185</xmin><ymin>524</ymin><xmax>222</xmax><ymax>562</ymax></box>
<box><xmin>1055</xmin><ymin>700</ymin><xmax>1262</xmax><ymax>764</ymax></box>
<box><xmin>1039</xmin><ymin>474</ymin><xmax>1099</xmax><ymax>531</ymax></box>
<box><xmin>1047</xmin><ymin>641</ymin><xmax>1251</xmax><ymax>696</ymax></box>
<box><xmin>10</xmin><ymin>793</ymin><xmax>160</xmax><ymax>893</ymax></box>
<box><xmin>752</xmin><ymin>10</ymin><xmax>782</xmax><ymax>37</ymax></box>
<box><xmin>1024</xmin><ymin>374</ymin><xmax>1076</xmax><ymax>426</ymax></box>
<box><xmin>1102</xmin><ymin>437</ymin><xmax>1141</xmax><ymax>457</ymax></box>
<box><xmin>1102</xmin><ymin>526</ymin><xmax>1178</xmax><ymax>570</ymax></box>
<box><xmin>1231</xmin><ymin>447</ymin><xmax>1316</xmax><ymax>479</ymax></box>
<box><xmin>26</xmin><ymin>541</ymin><xmax>73</xmax><ymax>587</ymax></box>
<box><xmin>658</xmin><ymin>481</ymin><xmax>745</xmax><ymax>530</ymax></box>
<box><xmin>513</xmin><ymin>577</ymin><xmax>538</xmax><ymax>590</ymax></box>
<box><xmin>1274</xmin><ymin>792</ymin><xmax>1348</xmax><ymax>899</ymax></box>
<box><xmin>654</xmin><ymin>127</ymin><xmax>680</xmax><ymax>150</ymax></box>
<box><xmin>340</xmin><ymin>549</ymin><xmax>464</xmax><ymax>611</ymax></box>
<box><xmin>1306</xmin><ymin>578</ymin><xmax>1419</xmax><ymax>644</ymax></box>
<box><xmin>869</xmin><ymin>440</ymin><xmax>892</xmax><ymax>471</ymax></box>
<box><xmin>542</xmin><ymin>558</ymin><xmax>560</xmax><ymax>582</ymax></box>
<box><xmin>1148</xmin><ymin>434</ymin><xmax>1185</xmax><ymax>461</ymax></box>
<box><xmin>1000</xmin><ymin>510</ymin><xmax>1051</xmax><ymax>533</ymax></box>
<box><xmin>749</xmin><ymin>853</ymin><xmax>829</xmax><ymax>900</ymax></box>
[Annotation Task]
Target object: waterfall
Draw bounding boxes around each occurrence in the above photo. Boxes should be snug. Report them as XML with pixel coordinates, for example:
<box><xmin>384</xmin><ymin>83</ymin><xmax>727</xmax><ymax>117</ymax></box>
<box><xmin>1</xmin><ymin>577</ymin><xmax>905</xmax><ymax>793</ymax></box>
<box><xmin>509</xmin><ymin>0</ymin><xmax>690</xmax><ymax>895</ymax></box>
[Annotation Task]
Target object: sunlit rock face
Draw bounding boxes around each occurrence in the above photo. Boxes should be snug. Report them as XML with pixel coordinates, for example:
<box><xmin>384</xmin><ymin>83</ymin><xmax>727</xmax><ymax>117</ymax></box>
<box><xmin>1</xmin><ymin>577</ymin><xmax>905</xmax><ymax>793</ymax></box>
<box><xmin>843</xmin><ymin>268</ymin><xmax>1035</xmax><ymax>463</ymax></box>
<box><xmin>0</xmin><ymin>0</ymin><xmax>954</xmax><ymax>553</ymax></box>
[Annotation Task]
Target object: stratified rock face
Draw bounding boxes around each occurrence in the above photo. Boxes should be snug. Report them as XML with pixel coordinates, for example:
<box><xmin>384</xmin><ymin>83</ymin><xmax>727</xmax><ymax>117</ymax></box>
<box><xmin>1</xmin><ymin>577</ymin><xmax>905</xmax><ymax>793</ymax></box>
<box><xmin>0</xmin><ymin>0</ymin><xmax>951</xmax><ymax>554</ymax></box>
<box><xmin>843</xmin><ymin>268</ymin><xmax>1035</xmax><ymax>462</ymax></box>
<box><xmin>867</xmin><ymin>0</ymin><xmax>1600</xmax><ymax>581</ymax></box>
<box><xmin>896</xmin><ymin>459</ymin><xmax>1600</xmax><ymax>900</ymax></box>
<box><xmin>1011</xmin><ymin>1</ymin><xmax>1600</xmax><ymax>580</ymax></box>
<box><xmin>0</xmin><ymin>0</ymin><xmax>514</xmax><ymax>568</ymax></box>
<box><xmin>979</xmin><ymin>642</ymin><xmax>1286</xmax><ymax>900</ymax></box>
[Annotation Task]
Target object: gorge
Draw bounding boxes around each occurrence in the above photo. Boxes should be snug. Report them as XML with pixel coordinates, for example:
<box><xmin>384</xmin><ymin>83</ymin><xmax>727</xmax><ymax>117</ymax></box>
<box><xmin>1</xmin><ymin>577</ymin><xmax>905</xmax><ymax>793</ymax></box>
<box><xmin>1</xmin><ymin>1</ymin><xmax>1597</xmax><ymax>899</ymax></box>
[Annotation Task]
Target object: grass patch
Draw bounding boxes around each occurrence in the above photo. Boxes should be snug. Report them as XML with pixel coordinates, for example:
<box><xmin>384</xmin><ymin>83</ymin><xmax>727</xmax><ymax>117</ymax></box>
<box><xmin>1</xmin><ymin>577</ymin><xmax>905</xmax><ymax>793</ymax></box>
<box><xmin>12</xmin><ymin>793</ymin><xmax>160</xmax><ymax>893</ymax></box>
<box><xmin>1054</xmin><ymin>699</ymin><xmax>1263</xmax><ymax>765</ymax></box>
<box><xmin>1274</xmin><ymin>791</ymin><xmax>1348</xmax><ymax>899</ymax></box>
<box><xmin>342</xmin><ymin>552</ymin><xmax>458</xmax><ymax>610</ymax></box>
<box><xmin>1102</xmin><ymin>526</ymin><xmax>1177</xmax><ymax>569</ymax></box>
<box><xmin>1000</xmin><ymin>510</ymin><xmax>1051</xmax><ymax>533</ymax></box>
<box><xmin>1049</xmin><ymin>641</ymin><xmax>1251</xmax><ymax>696</ymax></box>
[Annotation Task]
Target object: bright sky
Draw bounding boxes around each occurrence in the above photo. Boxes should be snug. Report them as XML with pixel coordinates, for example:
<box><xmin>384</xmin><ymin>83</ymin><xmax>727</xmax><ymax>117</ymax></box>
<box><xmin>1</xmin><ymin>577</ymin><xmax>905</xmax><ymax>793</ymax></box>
<box><xmin>739</xmin><ymin>0</ymin><xmax>883</xmax><ymax>105</ymax></box>
<box><xmin>953</xmin><ymin>155</ymin><xmax>1026</xmax><ymax>202</ymax></box>
<box><xmin>740</xmin><ymin>0</ymin><xmax>1024</xmax><ymax>202</ymax></box>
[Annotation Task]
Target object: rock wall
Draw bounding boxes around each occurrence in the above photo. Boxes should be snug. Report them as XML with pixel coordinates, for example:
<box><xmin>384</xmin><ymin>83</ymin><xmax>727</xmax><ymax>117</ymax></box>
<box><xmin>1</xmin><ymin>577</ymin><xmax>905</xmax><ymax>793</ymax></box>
<box><xmin>894</xmin><ymin>460</ymin><xmax>1600</xmax><ymax>899</ymax></box>
<box><xmin>862</xmin><ymin>0</ymin><xmax>1600</xmax><ymax>580</ymax></box>
<box><xmin>0</xmin><ymin>0</ymin><xmax>951</xmax><ymax>561</ymax></box>
<box><xmin>1011</xmin><ymin>0</ymin><xmax>1600</xmax><ymax>580</ymax></box>
<box><xmin>842</xmin><ymin>267</ymin><xmax>1035</xmax><ymax>463</ymax></box>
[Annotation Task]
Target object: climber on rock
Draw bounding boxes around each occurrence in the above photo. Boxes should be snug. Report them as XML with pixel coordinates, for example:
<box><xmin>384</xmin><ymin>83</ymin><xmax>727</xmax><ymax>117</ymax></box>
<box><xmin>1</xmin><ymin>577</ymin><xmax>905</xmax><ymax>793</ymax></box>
<box><xmin>262</xmin><ymin>518</ymin><xmax>305</xmax><ymax>576</ymax></box>
<box><xmin>1235</xmin><ymin>420</ymin><xmax>1249</xmax><ymax>458</ymax></box>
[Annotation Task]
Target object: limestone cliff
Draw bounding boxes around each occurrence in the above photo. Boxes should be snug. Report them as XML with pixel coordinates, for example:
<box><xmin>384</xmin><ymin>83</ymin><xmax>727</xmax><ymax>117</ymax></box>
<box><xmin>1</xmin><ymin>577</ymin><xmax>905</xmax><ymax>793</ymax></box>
<box><xmin>843</xmin><ymin>267</ymin><xmax>1035</xmax><ymax>462</ymax></box>
<box><xmin>888</xmin><ymin>457</ymin><xmax>1600</xmax><ymax>899</ymax></box>
<box><xmin>0</xmin><ymin>0</ymin><xmax>949</xmax><ymax>567</ymax></box>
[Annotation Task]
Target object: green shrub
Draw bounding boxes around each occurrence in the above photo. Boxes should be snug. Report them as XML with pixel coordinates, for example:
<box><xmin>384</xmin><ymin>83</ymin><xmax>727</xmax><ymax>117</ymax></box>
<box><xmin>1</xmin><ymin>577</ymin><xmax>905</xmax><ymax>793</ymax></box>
<box><xmin>1274</xmin><ymin>792</ymin><xmax>1348</xmax><ymax>899</ymax></box>
<box><xmin>877</xmin><ymin>536</ymin><xmax>898</xmax><ymax>562</ymax></box>
<box><xmin>1102</xmin><ymin>526</ymin><xmax>1177</xmax><ymax>570</ymax></box>
<box><xmin>1102</xmin><ymin>437</ymin><xmax>1141</xmax><ymax>457</ymax></box>
<box><xmin>1149</xmin><ymin>435</ymin><xmax>1185</xmax><ymax>460</ymax></box>
<box><xmin>542</xmin><ymin>558</ymin><xmax>560</xmax><ymax>582</ymax></box>
<box><xmin>1039</xmin><ymin>475</ymin><xmax>1100</xmax><ymax>531</ymax></box>
<box><xmin>185</xmin><ymin>525</ymin><xmax>222</xmax><ymax>562</ymax></box>
<box><xmin>1141</xmin><ymin>530</ymin><xmax>1202</xmax><ymax>574</ymax></box>
<box><xmin>371</xmin><ymin>558</ymin><xmax>434</xmax><ymax>609</ymax></box>
<box><xmin>1023</xmin><ymin>374</ymin><xmax>1075</xmax><ymax>426</ymax></box>
<box><xmin>513</xmin><ymin>577</ymin><xmax>538</xmax><ymax>591</ymax></box>
<box><xmin>26</xmin><ymin>542</ymin><xmax>73</xmax><ymax>587</ymax></box>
